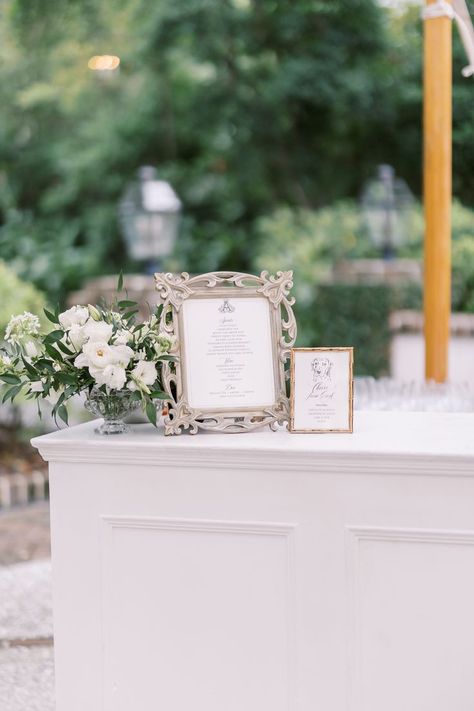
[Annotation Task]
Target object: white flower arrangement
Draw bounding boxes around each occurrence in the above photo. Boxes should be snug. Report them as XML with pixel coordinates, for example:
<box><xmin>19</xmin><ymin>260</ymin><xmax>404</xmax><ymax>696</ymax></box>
<box><xmin>0</xmin><ymin>276</ymin><xmax>175</xmax><ymax>427</ymax></box>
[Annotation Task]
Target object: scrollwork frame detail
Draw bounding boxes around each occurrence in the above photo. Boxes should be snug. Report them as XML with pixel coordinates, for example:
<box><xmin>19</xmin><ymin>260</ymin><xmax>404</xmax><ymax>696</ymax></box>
<box><xmin>154</xmin><ymin>270</ymin><xmax>297</xmax><ymax>435</ymax></box>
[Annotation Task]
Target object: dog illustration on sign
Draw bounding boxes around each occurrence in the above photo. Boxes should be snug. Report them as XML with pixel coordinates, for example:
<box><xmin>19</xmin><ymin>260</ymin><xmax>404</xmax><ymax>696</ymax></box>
<box><xmin>307</xmin><ymin>356</ymin><xmax>335</xmax><ymax>400</ymax></box>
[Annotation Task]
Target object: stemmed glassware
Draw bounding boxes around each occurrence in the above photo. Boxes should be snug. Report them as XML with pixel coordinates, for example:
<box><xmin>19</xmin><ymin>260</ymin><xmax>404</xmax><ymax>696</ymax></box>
<box><xmin>355</xmin><ymin>377</ymin><xmax>474</xmax><ymax>412</ymax></box>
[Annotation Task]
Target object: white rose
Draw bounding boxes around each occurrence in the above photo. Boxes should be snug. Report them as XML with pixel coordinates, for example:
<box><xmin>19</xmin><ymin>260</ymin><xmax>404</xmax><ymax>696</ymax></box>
<box><xmin>58</xmin><ymin>306</ymin><xmax>89</xmax><ymax>330</ymax></box>
<box><xmin>110</xmin><ymin>344</ymin><xmax>134</xmax><ymax>367</ymax></box>
<box><xmin>93</xmin><ymin>364</ymin><xmax>127</xmax><ymax>390</ymax></box>
<box><xmin>82</xmin><ymin>341</ymin><xmax>115</xmax><ymax>369</ymax></box>
<box><xmin>83</xmin><ymin>320</ymin><xmax>113</xmax><ymax>343</ymax></box>
<box><xmin>66</xmin><ymin>325</ymin><xmax>87</xmax><ymax>351</ymax></box>
<box><xmin>129</xmin><ymin>360</ymin><xmax>157</xmax><ymax>388</ymax></box>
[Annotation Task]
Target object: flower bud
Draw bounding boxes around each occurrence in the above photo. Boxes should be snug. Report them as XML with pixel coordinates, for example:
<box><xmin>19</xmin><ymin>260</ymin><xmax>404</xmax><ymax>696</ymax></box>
<box><xmin>88</xmin><ymin>304</ymin><xmax>102</xmax><ymax>321</ymax></box>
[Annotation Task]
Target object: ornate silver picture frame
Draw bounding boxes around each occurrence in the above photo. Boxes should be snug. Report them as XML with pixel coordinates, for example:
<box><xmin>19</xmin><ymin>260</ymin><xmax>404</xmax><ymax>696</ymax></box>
<box><xmin>154</xmin><ymin>271</ymin><xmax>296</xmax><ymax>435</ymax></box>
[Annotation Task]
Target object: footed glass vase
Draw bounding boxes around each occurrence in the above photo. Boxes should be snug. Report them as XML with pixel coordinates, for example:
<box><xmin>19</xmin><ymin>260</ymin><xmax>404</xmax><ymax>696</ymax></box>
<box><xmin>85</xmin><ymin>387</ymin><xmax>138</xmax><ymax>435</ymax></box>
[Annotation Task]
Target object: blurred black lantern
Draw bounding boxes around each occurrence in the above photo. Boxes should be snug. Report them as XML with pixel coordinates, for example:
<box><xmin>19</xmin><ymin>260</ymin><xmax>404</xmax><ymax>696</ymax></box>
<box><xmin>119</xmin><ymin>166</ymin><xmax>181</xmax><ymax>272</ymax></box>
<box><xmin>361</xmin><ymin>165</ymin><xmax>413</xmax><ymax>259</ymax></box>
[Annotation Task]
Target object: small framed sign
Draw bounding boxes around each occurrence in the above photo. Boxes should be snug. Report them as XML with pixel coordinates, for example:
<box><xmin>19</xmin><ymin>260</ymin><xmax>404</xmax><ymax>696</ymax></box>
<box><xmin>290</xmin><ymin>347</ymin><xmax>354</xmax><ymax>433</ymax></box>
<box><xmin>155</xmin><ymin>271</ymin><xmax>297</xmax><ymax>435</ymax></box>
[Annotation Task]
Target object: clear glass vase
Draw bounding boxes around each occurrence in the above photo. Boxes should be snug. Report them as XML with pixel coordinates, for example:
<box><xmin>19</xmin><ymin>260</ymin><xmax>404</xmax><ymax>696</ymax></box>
<box><xmin>84</xmin><ymin>387</ymin><xmax>138</xmax><ymax>435</ymax></box>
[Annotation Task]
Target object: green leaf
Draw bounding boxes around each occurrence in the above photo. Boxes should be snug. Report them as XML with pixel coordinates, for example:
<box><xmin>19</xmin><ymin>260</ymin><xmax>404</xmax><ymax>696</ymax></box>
<box><xmin>44</xmin><ymin>343</ymin><xmax>62</xmax><ymax>360</ymax></box>
<box><xmin>159</xmin><ymin>355</ymin><xmax>177</xmax><ymax>362</ymax></box>
<box><xmin>44</xmin><ymin>329</ymin><xmax>64</xmax><ymax>342</ymax></box>
<box><xmin>145</xmin><ymin>400</ymin><xmax>157</xmax><ymax>427</ymax></box>
<box><xmin>150</xmin><ymin>390</ymin><xmax>168</xmax><ymax>400</ymax></box>
<box><xmin>117</xmin><ymin>270</ymin><xmax>124</xmax><ymax>292</ymax></box>
<box><xmin>57</xmin><ymin>404</ymin><xmax>69</xmax><ymax>425</ymax></box>
<box><xmin>55</xmin><ymin>340</ymin><xmax>74</xmax><ymax>356</ymax></box>
<box><xmin>0</xmin><ymin>374</ymin><xmax>21</xmax><ymax>384</ymax></box>
<box><xmin>2</xmin><ymin>384</ymin><xmax>21</xmax><ymax>403</ymax></box>
<box><xmin>22</xmin><ymin>357</ymin><xmax>38</xmax><ymax>378</ymax></box>
<box><xmin>44</xmin><ymin>308</ymin><xmax>58</xmax><ymax>324</ymax></box>
<box><xmin>56</xmin><ymin>372</ymin><xmax>76</xmax><ymax>385</ymax></box>
<box><xmin>118</xmin><ymin>299</ymin><xmax>137</xmax><ymax>309</ymax></box>
<box><xmin>122</xmin><ymin>309</ymin><xmax>139</xmax><ymax>320</ymax></box>
<box><xmin>36</xmin><ymin>359</ymin><xmax>56</xmax><ymax>374</ymax></box>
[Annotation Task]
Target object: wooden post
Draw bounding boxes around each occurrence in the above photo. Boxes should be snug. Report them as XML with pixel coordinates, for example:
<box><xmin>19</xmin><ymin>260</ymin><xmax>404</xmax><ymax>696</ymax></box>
<box><xmin>423</xmin><ymin>0</ymin><xmax>452</xmax><ymax>382</ymax></box>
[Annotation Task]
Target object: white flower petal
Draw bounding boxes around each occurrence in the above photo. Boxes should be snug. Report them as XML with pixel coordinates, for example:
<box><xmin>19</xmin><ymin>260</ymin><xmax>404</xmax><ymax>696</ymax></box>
<box><xmin>74</xmin><ymin>352</ymin><xmax>89</xmax><ymax>369</ymax></box>
<box><xmin>130</xmin><ymin>360</ymin><xmax>157</xmax><ymax>386</ymax></box>
<box><xmin>58</xmin><ymin>306</ymin><xmax>89</xmax><ymax>330</ymax></box>
<box><xmin>83</xmin><ymin>320</ymin><xmax>113</xmax><ymax>343</ymax></box>
<box><xmin>93</xmin><ymin>364</ymin><xmax>127</xmax><ymax>390</ymax></box>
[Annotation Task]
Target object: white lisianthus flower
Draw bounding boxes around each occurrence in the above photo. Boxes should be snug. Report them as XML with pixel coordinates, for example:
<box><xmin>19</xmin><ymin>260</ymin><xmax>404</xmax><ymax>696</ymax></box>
<box><xmin>93</xmin><ymin>364</ymin><xmax>127</xmax><ymax>390</ymax></box>
<box><xmin>5</xmin><ymin>312</ymin><xmax>41</xmax><ymax>344</ymax></box>
<box><xmin>113</xmin><ymin>329</ymin><xmax>132</xmax><ymax>346</ymax></box>
<box><xmin>0</xmin><ymin>354</ymin><xmax>12</xmax><ymax>374</ymax></box>
<box><xmin>133</xmin><ymin>360</ymin><xmax>157</xmax><ymax>384</ymax></box>
<box><xmin>67</xmin><ymin>324</ymin><xmax>87</xmax><ymax>351</ymax></box>
<box><xmin>110</xmin><ymin>344</ymin><xmax>134</xmax><ymax>368</ymax></box>
<box><xmin>74</xmin><ymin>352</ymin><xmax>89</xmax><ymax>369</ymax></box>
<box><xmin>75</xmin><ymin>343</ymin><xmax>134</xmax><ymax>379</ymax></box>
<box><xmin>127</xmin><ymin>360</ymin><xmax>157</xmax><ymax>393</ymax></box>
<box><xmin>82</xmin><ymin>320</ymin><xmax>113</xmax><ymax>343</ymax></box>
<box><xmin>134</xmin><ymin>349</ymin><xmax>147</xmax><ymax>361</ymax></box>
<box><xmin>81</xmin><ymin>341</ymin><xmax>115</xmax><ymax>369</ymax></box>
<box><xmin>30</xmin><ymin>380</ymin><xmax>44</xmax><ymax>393</ymax></box>
<box><xmin>58</xmin><ymin>306</ymin><xmax>89</xmax><ymax>330</ymax></box>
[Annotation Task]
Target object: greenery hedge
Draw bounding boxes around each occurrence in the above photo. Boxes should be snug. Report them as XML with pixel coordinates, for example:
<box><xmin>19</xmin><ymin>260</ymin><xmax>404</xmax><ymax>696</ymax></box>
<box><xmin>299</xmin><ymin>283</ymin><xmax>422</xmax><ymax>377</ymax></box>
<box><xmin>253</xmin><ymin>199</ymin><xmax>474</xmax><ymax>376</ymax></box>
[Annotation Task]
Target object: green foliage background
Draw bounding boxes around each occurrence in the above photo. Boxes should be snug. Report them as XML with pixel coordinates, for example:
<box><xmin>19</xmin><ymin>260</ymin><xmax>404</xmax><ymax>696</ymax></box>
<box><xmin>0</xmin><ymin>261</ymin><xmax>46</xmax><ymax>334</ymax></box>
<box><xmin>0</xmin><ymin>1</ymin><xmax>432</xmax><ymax>291</ymax></box>
<box><xmin>1</xmin><ymin>0</ymin><xmax>474</xmax><ymax>375</ymax></box>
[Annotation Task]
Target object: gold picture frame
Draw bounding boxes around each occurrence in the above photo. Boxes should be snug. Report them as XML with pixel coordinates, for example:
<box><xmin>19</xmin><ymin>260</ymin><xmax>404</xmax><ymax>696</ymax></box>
<box><xmin>289</xmin><ymin>347</ymin><xmax>354</xmax><ymax>433</ymax></box>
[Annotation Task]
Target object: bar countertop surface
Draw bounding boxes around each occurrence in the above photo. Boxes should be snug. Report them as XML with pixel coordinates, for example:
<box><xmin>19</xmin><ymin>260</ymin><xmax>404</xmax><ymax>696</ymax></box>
<box><xmin>31</xmin><ymin>410</ymin><xmax>474</xmax><ymax>475</ymax></box>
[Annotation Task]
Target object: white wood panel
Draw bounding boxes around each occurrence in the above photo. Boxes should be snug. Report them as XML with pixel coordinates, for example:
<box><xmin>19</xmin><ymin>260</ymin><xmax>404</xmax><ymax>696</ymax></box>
<box><xmin>346</xmin><ymin>527</ymin><xmax>474</xmax><ymax>711</ymax></box>
<box><xmin>101</xmin><ymin>516</ymin><xmax>296</xmax><ymax>711</ymax></box>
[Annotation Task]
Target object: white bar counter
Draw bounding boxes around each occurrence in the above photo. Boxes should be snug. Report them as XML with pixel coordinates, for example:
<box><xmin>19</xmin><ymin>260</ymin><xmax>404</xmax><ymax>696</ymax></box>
<box><xmin>33</xmin><ymin>411</ymin><xmax>474</xmax><ymax>711</ymax></box>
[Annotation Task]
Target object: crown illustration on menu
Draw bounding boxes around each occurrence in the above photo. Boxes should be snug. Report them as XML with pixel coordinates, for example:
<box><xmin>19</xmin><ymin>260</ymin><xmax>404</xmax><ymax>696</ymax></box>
<box><xmin>218</xmin><ymin>299</ymin><xmax>235</xmax><ymax>313</ymax></box>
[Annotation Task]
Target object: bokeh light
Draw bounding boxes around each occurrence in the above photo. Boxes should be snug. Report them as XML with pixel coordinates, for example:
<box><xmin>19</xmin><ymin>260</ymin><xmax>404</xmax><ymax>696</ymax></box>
<box><xmin>87</xmin><ymin>55</ymin><xmax>120</xmax><ymax>71</ymax></box>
